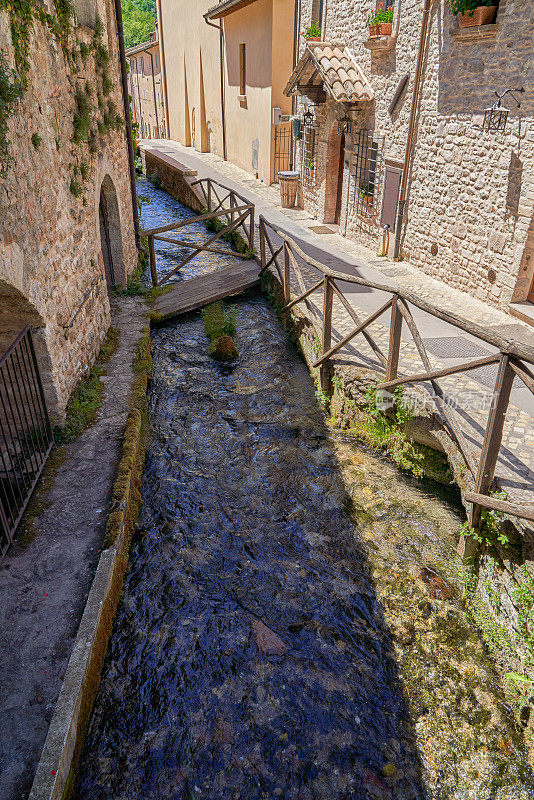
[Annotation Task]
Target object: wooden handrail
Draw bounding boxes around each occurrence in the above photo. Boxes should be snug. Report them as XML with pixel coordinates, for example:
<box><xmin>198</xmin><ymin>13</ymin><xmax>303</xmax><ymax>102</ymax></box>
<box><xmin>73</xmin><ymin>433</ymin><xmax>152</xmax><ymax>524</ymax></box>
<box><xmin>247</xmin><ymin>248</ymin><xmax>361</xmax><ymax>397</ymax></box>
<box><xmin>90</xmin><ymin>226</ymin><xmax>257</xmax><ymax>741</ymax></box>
<box><xmin>258</xmin><ymin>215</ymin><xmax>534</xmax><ymax>365</ymax></box>
<box><xmin>258</xmin><ymin>216</ymin><xmax>534</xmax><ymax>529</ymax></box>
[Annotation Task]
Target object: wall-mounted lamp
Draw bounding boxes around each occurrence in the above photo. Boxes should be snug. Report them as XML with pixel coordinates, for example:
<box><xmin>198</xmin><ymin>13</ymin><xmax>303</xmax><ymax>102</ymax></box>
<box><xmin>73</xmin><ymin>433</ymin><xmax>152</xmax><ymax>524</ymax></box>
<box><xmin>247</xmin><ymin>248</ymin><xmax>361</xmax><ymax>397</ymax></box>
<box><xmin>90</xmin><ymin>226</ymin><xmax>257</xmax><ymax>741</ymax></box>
<box><xmin>483</xmin><ymin>87</ymin><xmax>525</xmax><ymax>132</ymax></box>
<box><xmin>337</xmin><ymin>109</ymin><xmax>352</xmax><ymax>135</ymax></box>
<box><xmin>302</xmin><ymin>108</ymin><xmax>315</xmax><ymax>127</ymax></box>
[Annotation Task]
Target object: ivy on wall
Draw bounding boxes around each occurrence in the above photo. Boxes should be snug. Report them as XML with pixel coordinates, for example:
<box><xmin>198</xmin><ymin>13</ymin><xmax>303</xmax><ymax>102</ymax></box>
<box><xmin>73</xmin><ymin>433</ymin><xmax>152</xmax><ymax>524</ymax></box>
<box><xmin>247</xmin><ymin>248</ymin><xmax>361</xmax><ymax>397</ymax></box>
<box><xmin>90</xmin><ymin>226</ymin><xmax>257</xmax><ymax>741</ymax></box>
<box><xmin>0</xmin><ymin>0</ymin><xmax>124</xmax><ymax>185</ymax></box>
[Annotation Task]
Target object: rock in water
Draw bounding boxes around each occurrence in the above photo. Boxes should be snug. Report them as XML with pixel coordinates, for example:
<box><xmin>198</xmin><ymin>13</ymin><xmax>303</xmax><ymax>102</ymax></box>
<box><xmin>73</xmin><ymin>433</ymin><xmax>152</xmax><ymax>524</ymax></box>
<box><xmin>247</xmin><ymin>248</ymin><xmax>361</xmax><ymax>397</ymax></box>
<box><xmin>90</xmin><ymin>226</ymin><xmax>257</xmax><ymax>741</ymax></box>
<box><xmin>252</xmin><ymin>619</ymin><xmax>287</xmax><ymax>655</ymax></box>
<box><xmin>210</xmin><ymin>335</ymin><xmax>238</xmax><ymax>362</ymax></box>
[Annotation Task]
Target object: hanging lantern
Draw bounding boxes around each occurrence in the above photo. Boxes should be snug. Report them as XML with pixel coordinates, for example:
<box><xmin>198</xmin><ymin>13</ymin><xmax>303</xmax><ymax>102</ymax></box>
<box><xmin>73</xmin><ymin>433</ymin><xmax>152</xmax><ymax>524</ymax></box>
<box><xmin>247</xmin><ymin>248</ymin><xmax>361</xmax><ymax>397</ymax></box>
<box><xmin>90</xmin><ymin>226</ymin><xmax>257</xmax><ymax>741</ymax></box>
<box><xmin>483</xmin><ymin>87</ymin><xmax>524</xmax><ymax>133</ymax></box>
<box><xmin>302</xmin><ymin>108</ymin><xmax>314</xmax><ymax>127</ymax></box>
<box><xmin>337</xmin><ymin>110</ymin><xmax>352</xmax><ymax>135</ymax></box>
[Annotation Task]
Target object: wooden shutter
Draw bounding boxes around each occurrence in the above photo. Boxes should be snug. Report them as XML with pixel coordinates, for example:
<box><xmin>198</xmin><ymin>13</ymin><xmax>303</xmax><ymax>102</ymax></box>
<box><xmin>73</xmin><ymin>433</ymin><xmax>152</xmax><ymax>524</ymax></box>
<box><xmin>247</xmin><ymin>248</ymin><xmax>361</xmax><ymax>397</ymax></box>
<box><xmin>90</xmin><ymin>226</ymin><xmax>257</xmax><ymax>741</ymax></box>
<box><xmin>380</xmin><ymin>165</ymin><xmax>402</xmax><ymax>230</ymax></box>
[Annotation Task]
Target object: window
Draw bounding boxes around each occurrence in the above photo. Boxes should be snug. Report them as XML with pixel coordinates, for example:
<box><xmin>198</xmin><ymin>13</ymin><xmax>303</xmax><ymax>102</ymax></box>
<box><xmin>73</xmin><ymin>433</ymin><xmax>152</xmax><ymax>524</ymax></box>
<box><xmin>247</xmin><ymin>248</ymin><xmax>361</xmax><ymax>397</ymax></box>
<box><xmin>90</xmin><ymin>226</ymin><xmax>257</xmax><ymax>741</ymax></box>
<box><xmin>155</xmin><ymin>52</ymin><xmax>159</xmax><ymax>70</ymax></box>
<box><xmin>299</xmin><ymin>125</ymin><xmax>317</xmax><ymax>188</ymax></box>
<box><xmin>239</xmin><ymin>43</ymin><xmax>246</xmax><ymax>96</ymax></box>
<box><xmin>352</xmin><ymin>129</ymin><xmax>384</xmax><ymax>217</ymax></box>
<box><xmin>140</xmin><ymin>57</ymin><xmax>144</xmax><ymax>75</ymax></box>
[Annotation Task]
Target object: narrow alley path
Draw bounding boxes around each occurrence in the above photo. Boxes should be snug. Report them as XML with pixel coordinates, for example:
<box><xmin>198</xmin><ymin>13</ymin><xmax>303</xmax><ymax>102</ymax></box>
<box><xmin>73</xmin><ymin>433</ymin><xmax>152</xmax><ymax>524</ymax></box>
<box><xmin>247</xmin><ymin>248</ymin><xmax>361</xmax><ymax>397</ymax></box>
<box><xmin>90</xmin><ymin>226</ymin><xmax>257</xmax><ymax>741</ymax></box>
<box><xmin>73</xmin><ymin>184</ymin><xmax>533</xmax><ymax>799</ymax></box>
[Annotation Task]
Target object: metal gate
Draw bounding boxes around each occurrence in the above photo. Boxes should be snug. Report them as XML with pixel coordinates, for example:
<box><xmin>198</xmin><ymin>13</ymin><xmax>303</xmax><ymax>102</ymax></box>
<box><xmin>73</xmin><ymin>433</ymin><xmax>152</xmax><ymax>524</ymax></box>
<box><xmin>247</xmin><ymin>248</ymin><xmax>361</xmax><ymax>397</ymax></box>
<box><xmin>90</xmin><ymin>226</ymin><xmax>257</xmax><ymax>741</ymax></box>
<box><xmin>0</xmin><ymin>327</ymin><xmax>53</xmax><ymax>557</ymax></box>
<box><xmin>274</xmin><ymin>124</ymin><xmax>293</xmax><ymax>181</ymax></box>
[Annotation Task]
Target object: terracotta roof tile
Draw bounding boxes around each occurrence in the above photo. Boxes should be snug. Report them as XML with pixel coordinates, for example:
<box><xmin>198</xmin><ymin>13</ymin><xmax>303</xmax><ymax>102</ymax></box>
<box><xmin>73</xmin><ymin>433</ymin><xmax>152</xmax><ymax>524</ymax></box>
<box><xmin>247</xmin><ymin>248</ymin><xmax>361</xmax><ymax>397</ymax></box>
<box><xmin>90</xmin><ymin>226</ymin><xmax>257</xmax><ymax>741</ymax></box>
<box><xmin>284</xmin><ymin>40</ymin><xmax>374</xmax><ymax>103</ymax></box>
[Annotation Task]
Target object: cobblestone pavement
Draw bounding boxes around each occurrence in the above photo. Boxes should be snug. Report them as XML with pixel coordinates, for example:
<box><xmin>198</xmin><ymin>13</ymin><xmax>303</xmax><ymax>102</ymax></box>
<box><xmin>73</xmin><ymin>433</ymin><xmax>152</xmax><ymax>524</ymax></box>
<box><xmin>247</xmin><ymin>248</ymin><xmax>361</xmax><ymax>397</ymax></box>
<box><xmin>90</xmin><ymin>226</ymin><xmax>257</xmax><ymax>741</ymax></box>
<box><xmin>139</xmin><ymin>141</ymin><xmax>533</xmax><ymax>506</ymax></box>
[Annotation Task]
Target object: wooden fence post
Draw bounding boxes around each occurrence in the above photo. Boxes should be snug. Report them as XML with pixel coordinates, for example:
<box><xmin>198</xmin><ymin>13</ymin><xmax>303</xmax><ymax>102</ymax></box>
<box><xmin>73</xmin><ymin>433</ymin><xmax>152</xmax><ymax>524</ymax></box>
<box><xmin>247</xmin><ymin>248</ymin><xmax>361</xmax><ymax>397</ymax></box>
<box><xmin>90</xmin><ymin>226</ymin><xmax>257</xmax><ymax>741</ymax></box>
<box><xmin>259</xmin><ymin>221</ymin><xmax>266</xmax><ymax>271</ymax></box>
<box><xmin>386</xmin><ymin>294</ymin><xmax>402</xmax><ymax>382</ymax></box>
<box><xmin>467</xmin><ymin>353</ymin><xmax>515</xmax><ymax>532</ymax></box>
<box><xmin>283</xmin><ymin>241</ymin><xmax>291</xmax><ymax>304</ymax></box>
<box><xmin>207</xmin><ymin>180</ymin><xmax>212</xmax><ymax>212</ymax></box>
<box><xmin>148</xmin><ymin>235</ymin><xmax>157</xmax><ymax>286</ymax></box>
<box><xmin>320</xmin><ymin>276</ymin><xmax>334</xmax><ymax>394</ymax></box>
<box><xmin>248</xmin><ymin>206</ymin><xmax>255</xmax><ymax>253</ymax></box>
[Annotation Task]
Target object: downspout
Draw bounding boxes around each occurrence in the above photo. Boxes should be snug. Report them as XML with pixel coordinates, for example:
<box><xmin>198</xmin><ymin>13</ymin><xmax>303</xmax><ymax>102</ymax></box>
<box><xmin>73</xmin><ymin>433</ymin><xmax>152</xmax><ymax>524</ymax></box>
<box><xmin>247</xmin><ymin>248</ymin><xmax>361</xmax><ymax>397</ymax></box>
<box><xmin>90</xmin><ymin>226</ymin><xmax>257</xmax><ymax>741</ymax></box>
<box><xmin>155</xmin><ymin>0</ymin><xmax>171</xmax><ymax>137</ymax></box>
<box><xmin>113</xmin><ymin>0</ymin><xmax>141</xmax><ymax>249</ymax></box>
<box><xmin>205</xmin><ymin>15</ymin><xmax>227</xmax><ymax>161</ymax></box>
<box><xmin>148</xmin><ymin>50</ymin><xmax>160</xmax><ymax>135</ymax></box>
<box><xmin>393</xmin><ymin>0</ymin><xmax>431</xmax><ymax>260</ymax></box>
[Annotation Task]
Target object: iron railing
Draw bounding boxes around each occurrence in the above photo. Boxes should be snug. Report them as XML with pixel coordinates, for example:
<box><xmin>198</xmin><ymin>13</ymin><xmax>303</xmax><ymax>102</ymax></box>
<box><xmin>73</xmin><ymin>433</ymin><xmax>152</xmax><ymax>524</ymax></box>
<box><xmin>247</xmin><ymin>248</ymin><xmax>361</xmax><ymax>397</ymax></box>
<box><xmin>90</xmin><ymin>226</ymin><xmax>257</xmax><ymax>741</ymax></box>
<box><xmin>258</xmin><ymin>215</ymin><xmax>534</xmax><ymax>530</ymax></box>
<box><xmin>0</xmin><ymin>327</ymin><xmax>53</xmax><ymax>556</ymax></box>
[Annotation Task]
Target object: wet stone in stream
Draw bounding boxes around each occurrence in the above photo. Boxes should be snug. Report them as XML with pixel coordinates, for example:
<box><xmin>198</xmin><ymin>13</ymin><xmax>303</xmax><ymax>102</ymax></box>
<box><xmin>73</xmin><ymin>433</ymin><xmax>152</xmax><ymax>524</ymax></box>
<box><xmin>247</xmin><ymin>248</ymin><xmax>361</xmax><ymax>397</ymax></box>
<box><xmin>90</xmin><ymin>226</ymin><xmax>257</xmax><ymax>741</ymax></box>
<box><xmin>74</xmin><ymin>185</ymin><xmax>534</xmax><ymax>799</ymax></box>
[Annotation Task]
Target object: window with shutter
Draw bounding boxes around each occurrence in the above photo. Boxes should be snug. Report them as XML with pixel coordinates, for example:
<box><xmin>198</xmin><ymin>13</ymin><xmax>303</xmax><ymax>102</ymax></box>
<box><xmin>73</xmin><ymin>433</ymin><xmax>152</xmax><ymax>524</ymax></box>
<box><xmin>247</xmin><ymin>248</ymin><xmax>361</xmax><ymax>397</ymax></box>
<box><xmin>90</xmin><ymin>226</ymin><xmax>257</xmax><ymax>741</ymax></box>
<box><xmin>380</xmin><ymin>165</ymin><xmax>402</xmax><ymax>230</ymax></box>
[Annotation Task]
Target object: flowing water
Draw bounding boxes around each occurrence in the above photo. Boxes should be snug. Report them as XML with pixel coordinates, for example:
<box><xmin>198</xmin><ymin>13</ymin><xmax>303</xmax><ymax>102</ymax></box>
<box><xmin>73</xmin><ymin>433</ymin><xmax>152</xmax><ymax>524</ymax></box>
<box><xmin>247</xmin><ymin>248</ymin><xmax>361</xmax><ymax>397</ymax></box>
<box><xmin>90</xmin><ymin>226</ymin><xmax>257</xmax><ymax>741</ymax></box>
<box><xmin>73</xmin><ymin>181</ymin><xmax>534</xmax><ymax>799</ymax></box>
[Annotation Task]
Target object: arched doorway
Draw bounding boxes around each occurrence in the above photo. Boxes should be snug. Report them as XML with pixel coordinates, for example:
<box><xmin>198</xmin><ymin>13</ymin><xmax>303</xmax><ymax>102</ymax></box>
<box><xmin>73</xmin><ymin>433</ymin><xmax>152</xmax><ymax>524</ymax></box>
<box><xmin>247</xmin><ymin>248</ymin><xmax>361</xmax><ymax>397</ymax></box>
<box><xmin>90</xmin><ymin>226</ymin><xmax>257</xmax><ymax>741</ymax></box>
<box><xmin>99</xmin><ymin>175</ymin><xmax>125</xmax><ymax>288</ymax></box>
<box><xmin>323</xmin><ymin>126</ymin><xmax>345</xmax><ymax>226</ymax></box>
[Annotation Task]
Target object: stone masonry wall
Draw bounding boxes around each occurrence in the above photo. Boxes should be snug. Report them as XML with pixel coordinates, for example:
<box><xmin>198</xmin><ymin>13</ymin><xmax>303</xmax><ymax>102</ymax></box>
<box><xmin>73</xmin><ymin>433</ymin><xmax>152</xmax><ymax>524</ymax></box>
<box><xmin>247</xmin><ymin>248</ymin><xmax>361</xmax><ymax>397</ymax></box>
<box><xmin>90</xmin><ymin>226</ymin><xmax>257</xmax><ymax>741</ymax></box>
<box><xmin>0</xmin><ymin>0</ymin><xmax>137</xmax><ymax>419</ymax></box>
<box><xmin>294</xmin><ymin>0</ymin><xmax>534</xmax><ymax>311</ymax></box>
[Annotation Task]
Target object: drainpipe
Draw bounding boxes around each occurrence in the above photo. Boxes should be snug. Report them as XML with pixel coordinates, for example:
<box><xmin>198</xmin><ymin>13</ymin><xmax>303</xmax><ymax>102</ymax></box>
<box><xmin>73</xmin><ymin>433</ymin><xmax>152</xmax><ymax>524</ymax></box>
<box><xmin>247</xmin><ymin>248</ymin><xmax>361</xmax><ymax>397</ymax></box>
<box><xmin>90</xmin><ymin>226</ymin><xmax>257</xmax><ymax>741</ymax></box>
<box><xmin>155</xmin><ymin>0</ymin><xmax>171</xmax><ymax>137</ymax></box>
<box><xmin>393</xmin><ymin>0</ymin><xmax>432</xmax><ymax>260</ymax></box>
<box><xmin>205</xmin><ymin>16</ymin><xmax>227</xmax><ymax>161</ymax></box>
<box><xmin>148</xmin><ymin>50</ymin><xmax>160</xmax><ymax>135</ymax></box>
<box><xmin>113</xmin><ymin>0</ymin><xmax>141</xmax><ymax>249</ymax></box>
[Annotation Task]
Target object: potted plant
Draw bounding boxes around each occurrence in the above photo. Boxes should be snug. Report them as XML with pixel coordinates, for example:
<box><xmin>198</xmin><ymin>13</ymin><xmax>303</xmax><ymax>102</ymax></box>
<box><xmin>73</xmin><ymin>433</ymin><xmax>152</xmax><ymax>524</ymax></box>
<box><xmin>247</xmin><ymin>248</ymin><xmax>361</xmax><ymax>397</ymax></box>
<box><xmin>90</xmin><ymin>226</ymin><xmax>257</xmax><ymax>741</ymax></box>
<box><xmin>447</xmin><ymin>0</ymin><xmax>497</xmax><ymax>28</ymax></box>
<box><xmin>290</xmin><ymin>115</ymin><xmax>302</xmax><ymax>140</ymax></box>
<box><xmin>302</xmin><ymin>22</ymin><xmax>322</xmax><ymax>42</ymax></box>
<box><xmin>358</xmin><ymin>181</ymin><xmax>374</xmax><ymax>206</ymax></box>
<box><xmin>365</xmin><ymin>3</ymin><xmax>394</xmax><ymax>36</ymax></box>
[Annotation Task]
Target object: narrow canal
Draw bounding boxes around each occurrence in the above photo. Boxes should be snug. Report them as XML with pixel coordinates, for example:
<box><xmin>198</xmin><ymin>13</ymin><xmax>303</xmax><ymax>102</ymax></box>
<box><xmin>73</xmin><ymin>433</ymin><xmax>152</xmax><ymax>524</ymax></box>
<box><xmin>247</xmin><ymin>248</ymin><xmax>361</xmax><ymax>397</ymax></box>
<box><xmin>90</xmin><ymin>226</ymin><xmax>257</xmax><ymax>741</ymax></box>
<box><xmin>74</xmin><ymin>181</ymin><xmax>534</xmax><ymax>799</ymax></box>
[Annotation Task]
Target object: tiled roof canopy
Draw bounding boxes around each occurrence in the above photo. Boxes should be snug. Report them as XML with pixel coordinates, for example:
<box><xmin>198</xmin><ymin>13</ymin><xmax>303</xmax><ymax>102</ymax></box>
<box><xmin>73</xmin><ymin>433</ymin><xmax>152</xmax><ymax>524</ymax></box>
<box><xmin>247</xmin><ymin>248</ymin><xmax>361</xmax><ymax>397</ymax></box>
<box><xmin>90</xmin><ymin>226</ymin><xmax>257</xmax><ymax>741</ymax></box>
<box><xmin>284</xmin><ymin>41</ymin><xmax>374</xmax><ymax>104</ymax></box>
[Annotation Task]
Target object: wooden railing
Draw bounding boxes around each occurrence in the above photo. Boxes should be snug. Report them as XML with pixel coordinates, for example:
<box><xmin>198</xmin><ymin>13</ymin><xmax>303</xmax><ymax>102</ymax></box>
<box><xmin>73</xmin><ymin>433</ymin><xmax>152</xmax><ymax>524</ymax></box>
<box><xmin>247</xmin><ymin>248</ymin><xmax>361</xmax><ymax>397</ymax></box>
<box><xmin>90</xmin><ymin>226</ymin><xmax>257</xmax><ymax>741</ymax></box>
<box><xmin>259</xmin><ymin>215</ymin><xmax>534</xmax><ymax>526</ymax></box>
<box><xmin>142</xmin><ymin>178</ymin><xmax>255</xmax><ymax>287</ymax></box>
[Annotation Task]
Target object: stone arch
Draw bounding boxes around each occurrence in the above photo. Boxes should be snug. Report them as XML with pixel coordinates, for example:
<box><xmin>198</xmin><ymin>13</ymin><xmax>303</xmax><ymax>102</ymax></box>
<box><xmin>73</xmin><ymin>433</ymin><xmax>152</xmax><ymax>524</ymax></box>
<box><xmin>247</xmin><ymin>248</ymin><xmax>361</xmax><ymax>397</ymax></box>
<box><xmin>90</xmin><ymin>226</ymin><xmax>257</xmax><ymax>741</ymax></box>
<box><xmin>0</xmin><ymin>281</ymin><xmax>59</xmax><ymax>418</ymax></box>
<box><xmin>511</xmin><ymin>210</ymin><xmax>534</xmax><ymax>304</ymax></box>
<box><xmin>98</xmin><ymin>174</ymin><xmax>126</xmax><ymax>288</ymax></box>
<box><xmin>323</xmin><ymin>124</ymin><xmax>345</xmax><ymax>225</ymax></box>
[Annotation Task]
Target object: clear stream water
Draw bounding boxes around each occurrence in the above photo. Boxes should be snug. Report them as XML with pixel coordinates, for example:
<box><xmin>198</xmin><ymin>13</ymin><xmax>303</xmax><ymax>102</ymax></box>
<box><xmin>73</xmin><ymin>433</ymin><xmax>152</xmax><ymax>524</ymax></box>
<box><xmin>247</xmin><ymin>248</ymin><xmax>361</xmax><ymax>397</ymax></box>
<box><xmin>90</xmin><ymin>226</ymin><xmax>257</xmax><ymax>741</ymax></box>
<box><xmin>73</xmin><ymin>181</ymin><xmax>534</xmax><ymax>799</ymax></box>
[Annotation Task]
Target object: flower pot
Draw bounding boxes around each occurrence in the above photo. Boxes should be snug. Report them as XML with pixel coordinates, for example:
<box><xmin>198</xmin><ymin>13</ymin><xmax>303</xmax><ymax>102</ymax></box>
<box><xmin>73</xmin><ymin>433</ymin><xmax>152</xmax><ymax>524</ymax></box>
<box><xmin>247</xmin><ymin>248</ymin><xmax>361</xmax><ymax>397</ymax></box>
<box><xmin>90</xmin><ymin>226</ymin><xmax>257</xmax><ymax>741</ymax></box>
<box><xmin>278</xmin><ymin>171</ymin><xmax>299</xmax><ymax>208</ymax></box>
<box><xmin>458</xmin><ymin>5</ymin><xmax>497</xmax><ymax>27</ymax></box>
<box><xmin>369</xmin><ymin>22</ymin><xmax>393</xmax><ymax>36</ymax></box>
<box><xmin>305</xmin><ymin>36</ymin><xmax>321</xmax><ymax>42</ymax></box>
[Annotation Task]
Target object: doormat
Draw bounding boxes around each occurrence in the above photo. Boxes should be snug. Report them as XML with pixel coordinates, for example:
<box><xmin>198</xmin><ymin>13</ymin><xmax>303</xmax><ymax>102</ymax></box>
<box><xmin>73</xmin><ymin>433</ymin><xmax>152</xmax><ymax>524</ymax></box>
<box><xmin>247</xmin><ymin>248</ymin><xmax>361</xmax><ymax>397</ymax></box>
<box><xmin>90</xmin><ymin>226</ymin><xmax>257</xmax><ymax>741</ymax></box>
<box><xmin>308</xmin><ymin>225</ymin><xmax>337</xmax><ymax>234</ymax></box>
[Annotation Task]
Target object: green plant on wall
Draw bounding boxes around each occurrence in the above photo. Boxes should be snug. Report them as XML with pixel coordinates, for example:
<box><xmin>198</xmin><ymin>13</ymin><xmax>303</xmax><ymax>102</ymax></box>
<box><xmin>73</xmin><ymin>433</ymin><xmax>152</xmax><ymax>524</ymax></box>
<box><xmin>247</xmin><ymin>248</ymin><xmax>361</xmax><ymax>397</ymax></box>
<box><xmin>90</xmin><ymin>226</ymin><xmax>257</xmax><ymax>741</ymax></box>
<box><xmin>459</xmin><ymin>491</ymin><xmax>510</xmax><ymax>550</ymax></box>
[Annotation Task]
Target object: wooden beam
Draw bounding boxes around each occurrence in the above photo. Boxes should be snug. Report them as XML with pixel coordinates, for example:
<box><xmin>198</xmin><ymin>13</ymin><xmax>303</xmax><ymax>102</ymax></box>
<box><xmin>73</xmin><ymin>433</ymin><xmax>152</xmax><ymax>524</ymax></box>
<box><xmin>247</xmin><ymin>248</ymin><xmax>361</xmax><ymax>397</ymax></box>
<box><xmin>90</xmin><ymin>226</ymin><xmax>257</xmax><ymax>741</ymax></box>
<box><xmin>469</xmin><ymin>354</ymin><xmax>515</xmax><ymax>528</ymax></box>
<box><xmin>141</xmin><ymin>204</ymin><xmax>253</xmax><ymax>237</ymax></box>
<box><xmin>283</xmin><ymin>241</ymin><xmax>291</xmax><ymax>304</ymax></box>
<box><xmin>330</xmin><ymin>280</ymin><xmax>387</xmax><ymax>368</ymax></box>
<box><xmin>510</xmin><ymin>359</ymin><xmax>534</xmax><ymax>395</ymax></box>
<box><xmin>386</xmin><ymin>294</ymin><xmax>402</xmax><ymax>382</ymax></box>
<box><xmin>312</xmin><ymin>298</ymin><xmax>392</xmax><ymax>368</ymax></box>
<box><xmin>464</xmin><ymin>492</ymin><xmax>534</xmax><ymax>523</ymax></box>
<box><xmin>282</xmin><ymin>278</ymin><xmax>324</xmax><ymax>311</ymax></box>
<box><xmin>154</xmin><ymin>235</ymin><xmax>251</xmax><ymax>259</ymax></box>
<box><xmin>378</xmin><ymin>353</ymin><xmax>500</xmax><ymax>390</ymax></box>
<box><xmin>148</xmin><ymin>234</ymin><xmax>157</xmax><ymax>286</ymax></box>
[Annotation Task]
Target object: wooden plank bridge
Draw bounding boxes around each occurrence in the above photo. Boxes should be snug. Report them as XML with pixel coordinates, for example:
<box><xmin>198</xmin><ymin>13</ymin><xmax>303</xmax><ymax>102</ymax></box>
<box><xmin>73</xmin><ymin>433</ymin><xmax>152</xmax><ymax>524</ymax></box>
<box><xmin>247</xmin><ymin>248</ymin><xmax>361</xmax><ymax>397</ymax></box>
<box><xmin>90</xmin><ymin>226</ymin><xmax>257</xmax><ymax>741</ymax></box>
<box><xmin>154</xmin><ymin>260</ymin><xmax>260</xmax><ymax>321</ymax></box>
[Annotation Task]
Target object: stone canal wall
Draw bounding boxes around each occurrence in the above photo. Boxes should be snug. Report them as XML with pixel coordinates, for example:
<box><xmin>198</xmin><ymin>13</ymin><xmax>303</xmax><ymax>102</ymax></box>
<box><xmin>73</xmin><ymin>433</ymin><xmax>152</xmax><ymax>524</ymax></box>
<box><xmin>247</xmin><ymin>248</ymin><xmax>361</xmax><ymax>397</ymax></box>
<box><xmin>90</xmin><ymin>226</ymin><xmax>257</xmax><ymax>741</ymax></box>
<box><xmin>0</xmin><ymin>0</ymin><xmax>137</xmax><ymax>419</ymax></box>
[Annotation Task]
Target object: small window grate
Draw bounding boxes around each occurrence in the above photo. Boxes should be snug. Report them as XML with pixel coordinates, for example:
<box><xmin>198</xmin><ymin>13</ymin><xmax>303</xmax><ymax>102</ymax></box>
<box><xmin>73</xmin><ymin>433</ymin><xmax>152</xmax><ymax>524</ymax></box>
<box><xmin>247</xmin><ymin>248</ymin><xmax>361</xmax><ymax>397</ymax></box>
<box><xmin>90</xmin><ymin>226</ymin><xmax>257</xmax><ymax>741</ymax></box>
<box><xmin>299</xmin><ymin>126</ymin><xmax>317</xmax><ymax>188</ymax></box>
<box><xmin>352</xmin><ymin>129</ymin><xmax>384</xmax><ymax>218</ymax></box>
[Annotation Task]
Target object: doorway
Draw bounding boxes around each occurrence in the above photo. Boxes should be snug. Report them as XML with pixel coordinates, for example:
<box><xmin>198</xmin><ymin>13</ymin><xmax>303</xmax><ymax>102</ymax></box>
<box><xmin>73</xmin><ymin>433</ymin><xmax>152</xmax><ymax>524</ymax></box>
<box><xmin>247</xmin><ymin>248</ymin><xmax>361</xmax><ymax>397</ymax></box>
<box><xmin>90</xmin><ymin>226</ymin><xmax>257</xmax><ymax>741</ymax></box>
<box><xmin>324</xmin><ymin>126</ymin><xmax>345</xmax><ymax>226</ymax></box>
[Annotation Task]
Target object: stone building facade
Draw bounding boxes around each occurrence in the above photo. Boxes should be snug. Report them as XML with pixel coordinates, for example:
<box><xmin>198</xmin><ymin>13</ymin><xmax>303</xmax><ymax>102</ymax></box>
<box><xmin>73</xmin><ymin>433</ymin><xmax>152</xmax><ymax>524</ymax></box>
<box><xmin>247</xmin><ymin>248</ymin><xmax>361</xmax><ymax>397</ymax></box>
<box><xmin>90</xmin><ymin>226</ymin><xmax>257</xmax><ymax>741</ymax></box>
<box><xmin>0</xmin><ymin>0</ymin><xmax>138</xmax><ymax>420</ymax></box>
<box><xmin>287</xmin><ymin>0</ymin><xmax>534</xmax><ymax>314</ymax></box>
<box><xmin>127</xmin><ymin>29</ymin><xmax>166</xmax><ymax>140</ymax></box>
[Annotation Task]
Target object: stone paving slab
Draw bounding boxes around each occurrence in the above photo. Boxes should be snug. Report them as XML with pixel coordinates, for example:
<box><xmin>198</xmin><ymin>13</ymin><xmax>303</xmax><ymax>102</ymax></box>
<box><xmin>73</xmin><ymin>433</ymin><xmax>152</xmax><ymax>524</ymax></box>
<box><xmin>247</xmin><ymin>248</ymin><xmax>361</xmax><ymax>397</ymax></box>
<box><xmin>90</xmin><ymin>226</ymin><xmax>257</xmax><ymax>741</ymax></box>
<box><xmin>139</xmin><ymin>140</ymin><xmax>533</xmax><ymax>506</ymax></box>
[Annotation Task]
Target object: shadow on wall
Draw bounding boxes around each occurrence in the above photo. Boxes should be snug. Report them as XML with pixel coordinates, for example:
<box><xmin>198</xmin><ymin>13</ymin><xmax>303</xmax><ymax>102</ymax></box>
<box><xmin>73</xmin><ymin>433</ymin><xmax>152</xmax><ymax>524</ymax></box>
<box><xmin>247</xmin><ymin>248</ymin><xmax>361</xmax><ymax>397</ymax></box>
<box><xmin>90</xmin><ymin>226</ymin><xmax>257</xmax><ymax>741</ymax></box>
<box><xmin>437</xmin><ymin>1</ymin><xmax>533</xmax><ymax>118</ymax></box>
<box><xmin>224</xmin><ymin>25</ymin><xmax>272</xmax><ymax>90</ymax></box>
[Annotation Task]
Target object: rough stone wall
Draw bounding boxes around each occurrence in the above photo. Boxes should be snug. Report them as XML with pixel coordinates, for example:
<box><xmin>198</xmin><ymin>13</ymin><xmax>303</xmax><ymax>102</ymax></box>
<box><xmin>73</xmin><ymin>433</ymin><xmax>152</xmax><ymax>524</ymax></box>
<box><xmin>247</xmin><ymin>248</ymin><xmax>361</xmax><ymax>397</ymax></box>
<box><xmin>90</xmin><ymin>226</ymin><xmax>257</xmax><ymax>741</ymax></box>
<box><xmin>294</xmin><ymin>0</ymin><xmax>534</xmax><ymax>310</ymax></box>
<box><xmin>0</xmin><ymin>0</ymin><xmax>137</xmax><ymax>419</ymax></box>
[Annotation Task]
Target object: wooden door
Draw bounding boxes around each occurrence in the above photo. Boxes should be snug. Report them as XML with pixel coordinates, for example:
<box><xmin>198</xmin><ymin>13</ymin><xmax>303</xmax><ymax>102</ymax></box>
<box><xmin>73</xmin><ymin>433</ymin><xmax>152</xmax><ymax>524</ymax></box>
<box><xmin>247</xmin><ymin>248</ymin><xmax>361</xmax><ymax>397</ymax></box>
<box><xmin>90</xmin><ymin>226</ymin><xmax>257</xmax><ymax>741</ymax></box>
<box><xmin>334</xmin><ymin>134</ymin><xmax>345</xmax><ymax>225</ymax></box>
<box><xmin>99</xmin><ymin>195</ymin><xmax>115</xmax><ymax>287</ymax></box>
